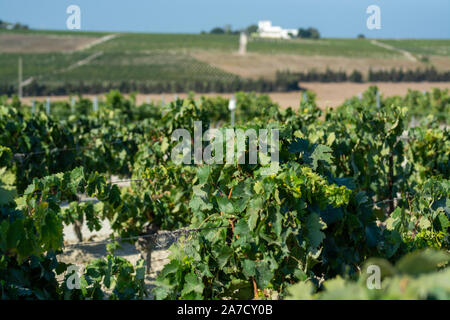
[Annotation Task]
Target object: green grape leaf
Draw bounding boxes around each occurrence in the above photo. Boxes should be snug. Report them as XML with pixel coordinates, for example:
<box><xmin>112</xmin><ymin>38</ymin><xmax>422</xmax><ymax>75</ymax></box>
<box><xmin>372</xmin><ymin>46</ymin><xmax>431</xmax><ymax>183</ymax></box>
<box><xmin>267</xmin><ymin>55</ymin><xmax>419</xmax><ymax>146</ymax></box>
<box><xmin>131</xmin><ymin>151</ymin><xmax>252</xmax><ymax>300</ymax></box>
<box><xmin>214</xmin><ymin>246</ymin><xmax>234</xmax><ymax>269</ymax></box>
<box><xmin>310</xmin><ymin>145</ymin><xmax>333</xmax><ymax>170</ymax></box>
<box><xmin>306</xmin><ymin>213</ymin><xmax>326</xmax><ymax>251</ymax></box>
<box><xmin>396</xmin><ymin>250</ymin><xmax>450</xmax><ymax>276</ymax></box>
<box><xmin>181</xmin><ymin>272</ymin><xmax>205</xmax><ymax>296</ymax></box>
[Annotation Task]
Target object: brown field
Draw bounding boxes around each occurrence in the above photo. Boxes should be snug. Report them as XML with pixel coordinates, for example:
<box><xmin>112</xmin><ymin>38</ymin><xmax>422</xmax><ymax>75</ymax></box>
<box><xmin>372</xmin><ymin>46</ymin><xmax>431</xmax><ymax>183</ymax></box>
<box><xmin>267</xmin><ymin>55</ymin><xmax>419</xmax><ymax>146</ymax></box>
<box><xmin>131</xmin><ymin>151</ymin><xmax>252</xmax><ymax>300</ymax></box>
<box><xmin>17</xmin><ymin>82</ymin><xmax>450</xmax><ymax>109</ymax></box>
<box><xmin>430</xmin><ymin>56</ymin><xmax>450</xmax><ymax>70</ymax></box>
<box><xmin>0</xmin><ymin>33</ymin><xmax>101</xmax><ymax>53</ymax></box>
<box><xmin>191</xmin><ymin>51</ymin><xmax>450</xmax><ymax>80</ymax></box>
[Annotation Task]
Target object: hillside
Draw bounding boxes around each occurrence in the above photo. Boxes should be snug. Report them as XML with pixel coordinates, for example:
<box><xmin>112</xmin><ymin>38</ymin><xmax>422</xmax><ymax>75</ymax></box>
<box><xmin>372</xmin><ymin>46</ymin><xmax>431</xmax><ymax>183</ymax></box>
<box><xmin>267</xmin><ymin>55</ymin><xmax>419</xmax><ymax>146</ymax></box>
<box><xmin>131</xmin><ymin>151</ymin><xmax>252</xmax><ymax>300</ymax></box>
<box><xmin>1</xmin><ymin>29</ymin><xmax>449</xmax><ymax>96</ymax></box>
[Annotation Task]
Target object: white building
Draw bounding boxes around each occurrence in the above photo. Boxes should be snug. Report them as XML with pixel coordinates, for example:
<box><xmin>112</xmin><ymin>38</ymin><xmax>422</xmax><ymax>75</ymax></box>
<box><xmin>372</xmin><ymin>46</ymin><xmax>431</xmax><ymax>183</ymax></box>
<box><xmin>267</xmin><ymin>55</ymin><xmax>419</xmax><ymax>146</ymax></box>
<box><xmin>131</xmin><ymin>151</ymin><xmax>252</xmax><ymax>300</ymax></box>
<box><xmin>257</xmin><ymin>21</ymin><xmax>298</xmax><ymax>39</ymax></box>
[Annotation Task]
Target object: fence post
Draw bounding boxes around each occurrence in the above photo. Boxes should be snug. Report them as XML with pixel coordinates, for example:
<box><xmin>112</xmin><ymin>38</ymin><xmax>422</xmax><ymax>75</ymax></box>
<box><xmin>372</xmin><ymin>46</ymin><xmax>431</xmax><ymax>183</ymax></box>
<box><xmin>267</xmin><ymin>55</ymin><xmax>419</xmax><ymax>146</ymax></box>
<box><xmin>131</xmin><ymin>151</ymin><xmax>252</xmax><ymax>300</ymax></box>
<box><xmin>46</xmin><ymin>98</ymin><xmax>50</xmax><ymax>115</ymax></box>
<box><xmin>18</xmin><ymin>57</ymin><xmax>23</xmax><ymax>99</ymax></box>
<box><xmin>31</xmin><ymin>99</ymin><xmax>35</xmax><ymax>114</ymax></box>
<box><xmin>228</xmin><ymin>95</ymin><xmax>236</xmax><ymax>126</ymax></box>
<box><xmin>376</xmin><ymin>90</ymin><xmax>381</xmax><ymax>108</ymax></box>
<box><xmin>239</xmin><ymin>32</ymin><xmax>248</xmax><ymax>55</ymax></box>
<box><xmin>71</xmin><ymin>96</ymin><xmax>76</xmax><ymax>113</ymax></box>
<box><xmin>93</xmin><ymin>96</ymin><xmax>98</xmax><ymax>112</ymax></box>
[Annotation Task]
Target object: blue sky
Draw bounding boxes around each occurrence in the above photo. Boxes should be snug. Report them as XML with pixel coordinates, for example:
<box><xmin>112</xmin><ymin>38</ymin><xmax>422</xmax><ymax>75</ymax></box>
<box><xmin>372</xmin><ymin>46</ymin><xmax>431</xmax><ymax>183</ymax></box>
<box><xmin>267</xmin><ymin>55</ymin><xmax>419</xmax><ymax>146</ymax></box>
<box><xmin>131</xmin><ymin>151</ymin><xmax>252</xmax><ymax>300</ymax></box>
<box><xmin>1</xmin><ymin>0</ymin><xmax>449</xmax><ymax>38</ymax></box>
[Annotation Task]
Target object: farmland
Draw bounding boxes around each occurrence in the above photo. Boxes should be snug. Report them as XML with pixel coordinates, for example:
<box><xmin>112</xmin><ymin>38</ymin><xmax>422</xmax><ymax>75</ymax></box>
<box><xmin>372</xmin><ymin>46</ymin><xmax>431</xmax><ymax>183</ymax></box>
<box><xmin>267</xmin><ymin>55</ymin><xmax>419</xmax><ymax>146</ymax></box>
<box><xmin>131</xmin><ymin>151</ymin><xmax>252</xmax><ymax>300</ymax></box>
<box><xmin>16</xmin><ymin>82</ymin><xmax>450</xmax><ymax>109</ymax></box>
<box><xmin>1</xmin><ymin>30</ymin><xmax>450</xmax><ymax>97</ymax></box>
<box><xmin>1</xmin><ymin>21</ymin><xmax>450</xmax><ymax>302</ymax></box>
<box><xmin>0</xmin><ymin>86</ymin><xmax>449</xmax><ymax>299</ymax></box>
<box><xmin>380</xmin><ymin>39</ymin><xmax>450</xmax><ymax>56</ymax></box>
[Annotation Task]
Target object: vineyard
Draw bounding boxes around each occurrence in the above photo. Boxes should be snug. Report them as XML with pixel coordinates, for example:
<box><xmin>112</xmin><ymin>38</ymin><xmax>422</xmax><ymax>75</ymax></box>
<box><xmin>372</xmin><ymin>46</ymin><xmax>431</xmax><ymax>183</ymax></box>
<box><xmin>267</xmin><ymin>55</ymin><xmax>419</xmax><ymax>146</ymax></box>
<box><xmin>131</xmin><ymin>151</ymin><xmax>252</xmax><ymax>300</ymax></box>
<box><xmin>2</xmin><ymin>30</ymin><xmax>450</xmax><ymax>96</ymax></box>
<box><xmin>0</xmin><ymin>86</ymin><xmax>449</xmax><ymax>300</ymax></box>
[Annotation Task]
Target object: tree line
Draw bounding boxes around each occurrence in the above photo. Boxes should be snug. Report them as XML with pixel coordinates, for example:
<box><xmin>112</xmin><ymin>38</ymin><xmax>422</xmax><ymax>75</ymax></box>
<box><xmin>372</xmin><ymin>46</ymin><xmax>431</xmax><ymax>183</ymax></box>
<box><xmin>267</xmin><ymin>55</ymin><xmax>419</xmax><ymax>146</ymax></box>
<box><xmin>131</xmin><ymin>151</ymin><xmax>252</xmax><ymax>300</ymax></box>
<box><xmin>205</xmin><ymin>24</ymin><xmax>321</xmax><ymax>39</ymax></box>
<box><xmin>0</xmin><ymin>76</ymin><xmax>300</xmax><ymax>97</ymax></box>
<box><xmin>2</xmin><ymin>67</ymin><xmax>449</xmax><ymax>97</ymax></box>
<box><xmin>0</xmin><ymin>20</ymin><xmax>29</xmax><ymax>30</ymax></box>
<box><xmin>278</xmin><ymin>67</ymin><xmax>450</xmax><ymax>83</ymax></box>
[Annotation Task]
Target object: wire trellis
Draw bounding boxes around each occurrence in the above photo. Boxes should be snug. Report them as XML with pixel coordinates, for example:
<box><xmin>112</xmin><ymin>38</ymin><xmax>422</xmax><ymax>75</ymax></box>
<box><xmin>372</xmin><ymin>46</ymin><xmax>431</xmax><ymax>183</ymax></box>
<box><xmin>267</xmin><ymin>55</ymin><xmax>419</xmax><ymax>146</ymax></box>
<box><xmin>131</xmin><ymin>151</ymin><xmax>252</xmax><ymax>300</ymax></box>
<box><xmin>12</xmin><ymin>138</ymin><xmax>138</xmax><ymax>161</ymax></box>
<box><xmin>63</xmin><ymin>225</ymin><xmax>229</xmax><ymax>251</ymax></box>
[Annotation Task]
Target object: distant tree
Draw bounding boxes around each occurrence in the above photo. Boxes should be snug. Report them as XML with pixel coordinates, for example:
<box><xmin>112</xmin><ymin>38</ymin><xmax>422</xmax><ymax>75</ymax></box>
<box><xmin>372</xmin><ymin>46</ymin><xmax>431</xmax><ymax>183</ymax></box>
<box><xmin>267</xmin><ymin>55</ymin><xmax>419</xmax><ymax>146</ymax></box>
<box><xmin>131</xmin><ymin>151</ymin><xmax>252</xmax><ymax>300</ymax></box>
<box><xmin>308</xmin><ymin>27</ymin><xmax>320</xmax><ymax>39</ymax></box>
<box><xmin>0</xmin><ymin>20</ymin><xmax>8</xmax><ymax>29</ymax></box>
<box><xmin>0</xmin><ymin>20</ymin><xmax>28</xmax><ymax>30</ymax></box>
<box><xmin>349</xmin><ymin>70</ymin><xmax>363</xmax><ymax>83</ymax></box>
<box><xmin>357</xmin><ymin>34</ymin><xmax>365</xmax><ymax>39</ymax></box>
<box><xmin>14</xmin><ymin>22</ymin><xmax>28</xmax><ymax>30</ymax></box>
<box><xmin>420</xmin><ymin>55</ymin><xmax>430</xmax><ymax>63</ymax></box>
<box><xmin>297</xmin><ymin>27</ymin><xmax>320</xmax><ymax>39</ymax></box>
<box><xmin>246</xmin><ymin>24</ymin><xmax>258</xmax><ymax>34</ymax></box>
<box><xmin>224</xmin><ymin>24</ymin><xmax>232</xmax><ymax>34</ymax></box>
<box><xmin>210</xmin><ymin>27</ymin><xmax>225</xmax><ymax>34</ymax></box>
<box><xmin>298</xmin><ymin>28</ymin><xmax>307</xmax><ymax>38</ymax></box>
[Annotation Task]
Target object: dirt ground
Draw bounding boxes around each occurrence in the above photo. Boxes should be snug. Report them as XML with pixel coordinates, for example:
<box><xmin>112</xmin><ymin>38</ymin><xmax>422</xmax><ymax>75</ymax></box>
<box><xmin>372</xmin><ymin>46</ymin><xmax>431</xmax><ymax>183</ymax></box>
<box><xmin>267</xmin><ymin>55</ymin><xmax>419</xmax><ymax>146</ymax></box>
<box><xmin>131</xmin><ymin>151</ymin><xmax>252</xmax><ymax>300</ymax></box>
<box><xmin>59</xmin><ymin>234</ymin><xmax>169</xmax><ymax>299</ymax></box>
<box><xmin>0</xmin><ymin>33</ymin><xmax>102</xmax><ymax>53</ymax></box>
<box><xmin>60</xmin><ymin>190</ymin><xmax>170</xmax><ymax>299</ymax></box>
<box><xmin>59</xmin><ymin>234</ymin><xmax>170</xmax><ymax>299</ymax></box>
<box><xmin>18</xmin><ymin>82</ymin><xmax>450</xmax><ymax>109</ymax></box>
<box><xmin>191</xmin><ymin>51</ymin><xmax>450</xmax><ymax>80</ymax></box>
<box><xmin>298</xmin><ymin>82</ymin><xmax>450</xmax><ymax>108</ymax></box>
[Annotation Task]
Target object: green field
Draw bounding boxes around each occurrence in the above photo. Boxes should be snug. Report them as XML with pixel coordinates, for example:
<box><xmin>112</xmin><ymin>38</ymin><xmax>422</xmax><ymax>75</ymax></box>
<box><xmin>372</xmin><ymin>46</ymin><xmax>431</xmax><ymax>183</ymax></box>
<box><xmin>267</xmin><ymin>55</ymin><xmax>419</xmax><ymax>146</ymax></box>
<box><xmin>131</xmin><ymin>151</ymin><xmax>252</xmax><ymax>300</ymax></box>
<box><xmin>249</xmin><ymin>37</ymin><xmax>400</xmax><ymax>57</ymax></box>
<box><xmin>380</xmin><ymin>39</ymin><xmax>450</xmax><ymax>56</ymax></box>
<box><xmin>0</xmin><ymin>30</ymin><xmax>406</xmax><ymax>57</ymax></box>
<box><xmin>50</xmin><ymin>52</ymin><xmax>238</xmax><ymax>83</ymax></box>
<box><xmin>0</xmin><ymin>28</ymin><xmax>109</xmax><ymax>37</ymax></box>
<box><xmin>0</xmin><ymin>52</ymin><xmax>236</xmax><ymax>84</ymax></box>
<box><xmin>90</xmin><ymin>33</ymin><xmax>399</xmax><ymax>57</ymax></box>
<box><xmin>0</xmin><ymin>52</ymin><xmax>92</xmax><ymax>82</ymax></box>
<box><xmin>1</xmin><ymin>30</ymin><xmax>449</xmax><ymax>95</ymax></box>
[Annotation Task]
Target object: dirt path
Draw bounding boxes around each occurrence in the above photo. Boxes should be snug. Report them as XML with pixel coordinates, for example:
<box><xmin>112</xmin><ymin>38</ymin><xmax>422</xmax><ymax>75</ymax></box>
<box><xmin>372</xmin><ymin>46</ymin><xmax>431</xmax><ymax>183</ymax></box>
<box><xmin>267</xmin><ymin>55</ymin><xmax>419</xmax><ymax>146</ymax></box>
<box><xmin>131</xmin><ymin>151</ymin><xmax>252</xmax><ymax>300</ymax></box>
<box><xmin>0</xmin><ymin>33</ymin><xmax>102</xmax><ymax>53</ymax></box>
<box><xmin>57</xmin><ymin>51</ymin><xmax>104</xmax><ymax>73</ymax></box>
<box><xmin>73</xmin><ymin>34</ymin><xmax>119</xmax><ymax>52</ymax></box>
<box><xmin>298</xmin><ymin>82</ymin><xmax>450</xmax><ymax>108</ymax></box>
<box><xmin>371</xmin><ymin>40</ymin><xmax>418</xmax><ymax>62</ymax></box>
<box><xmin>18</xmin><ymin>82</ymin><xmax>450</xmax><ymax>109</ymax></box>
<box><xmin>21</xmin><ymin>51</ymin><xmax>105</xmax><ymax>89</ymax></box>
<box><xmin>17</xmin><ymin>34</ymin><xmax>117</xmax><ymax>88</ymax></box>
